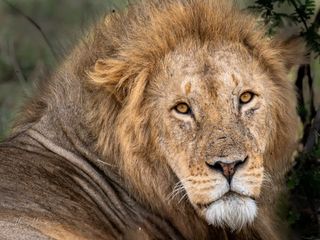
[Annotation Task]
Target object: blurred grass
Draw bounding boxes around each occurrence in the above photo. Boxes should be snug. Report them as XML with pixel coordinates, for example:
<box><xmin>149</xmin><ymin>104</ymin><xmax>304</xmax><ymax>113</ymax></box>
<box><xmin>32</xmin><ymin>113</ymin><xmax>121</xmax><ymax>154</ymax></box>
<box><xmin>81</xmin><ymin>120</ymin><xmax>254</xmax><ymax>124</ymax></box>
<box><xmin>0</xmin><ymin>0</ymin><xmax>128</xmax><ymax>140</ymax></box>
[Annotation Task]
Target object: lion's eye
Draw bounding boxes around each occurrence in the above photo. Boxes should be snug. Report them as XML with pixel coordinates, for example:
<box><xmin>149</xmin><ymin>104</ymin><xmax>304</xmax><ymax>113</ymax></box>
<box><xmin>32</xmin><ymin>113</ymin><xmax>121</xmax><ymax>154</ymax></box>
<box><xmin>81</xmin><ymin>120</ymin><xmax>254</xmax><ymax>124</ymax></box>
<box><xmin>239</xmin><ymin>92</ymin><xmax>254</xmax><ymax>104</ymax></box>
<box><xmin>174</xmin><ymin>103</ymin><xmax>191</xmax><ymax>114</ymax></box>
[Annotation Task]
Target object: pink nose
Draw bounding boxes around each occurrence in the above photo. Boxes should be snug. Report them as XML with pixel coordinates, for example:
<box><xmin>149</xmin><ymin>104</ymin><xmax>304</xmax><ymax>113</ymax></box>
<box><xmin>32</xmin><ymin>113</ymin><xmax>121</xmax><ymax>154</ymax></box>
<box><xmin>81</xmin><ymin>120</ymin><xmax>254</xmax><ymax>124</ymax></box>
<box><xmin>206</xmin><ymin>159</ymin><xmax>246</xmax><ymax>183</ymax></box>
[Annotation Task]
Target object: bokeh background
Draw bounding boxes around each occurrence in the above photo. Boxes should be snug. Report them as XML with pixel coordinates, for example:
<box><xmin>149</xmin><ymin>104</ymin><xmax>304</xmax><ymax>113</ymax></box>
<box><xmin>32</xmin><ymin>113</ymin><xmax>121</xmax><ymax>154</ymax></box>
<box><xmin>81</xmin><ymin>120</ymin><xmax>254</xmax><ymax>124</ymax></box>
<box><xmin>0</xmin><ymin>0</ymin><xmax>319</xmax><ymax>239</ymax></box>
<box><xmin>0</xmin><ymin>0</ymin><xmax>128</xmax><ymax>139</ymax></box>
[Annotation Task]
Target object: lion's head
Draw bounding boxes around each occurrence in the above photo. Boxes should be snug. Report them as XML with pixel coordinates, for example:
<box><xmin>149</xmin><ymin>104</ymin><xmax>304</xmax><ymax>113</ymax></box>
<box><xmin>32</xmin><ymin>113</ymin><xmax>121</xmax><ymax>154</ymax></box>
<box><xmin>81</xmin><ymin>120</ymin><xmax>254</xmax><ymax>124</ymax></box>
<box><xmin>85</xmin><ymin>0</ymin><xmax>304</xmax><ymax>234</ymax></box>
<box><xmin>152</xmin><ymin>42</ymin><xmax>272</xmax><ymax>230</ymax></box>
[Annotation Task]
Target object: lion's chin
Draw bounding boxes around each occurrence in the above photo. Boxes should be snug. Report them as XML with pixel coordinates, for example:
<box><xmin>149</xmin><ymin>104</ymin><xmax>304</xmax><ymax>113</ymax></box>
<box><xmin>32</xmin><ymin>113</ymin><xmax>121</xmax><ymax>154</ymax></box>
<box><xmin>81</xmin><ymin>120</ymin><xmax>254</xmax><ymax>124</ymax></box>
<box><xmin>204</xmin><ymin>194</ymin><xmax>257</xmax><ymax>231</ymax></box>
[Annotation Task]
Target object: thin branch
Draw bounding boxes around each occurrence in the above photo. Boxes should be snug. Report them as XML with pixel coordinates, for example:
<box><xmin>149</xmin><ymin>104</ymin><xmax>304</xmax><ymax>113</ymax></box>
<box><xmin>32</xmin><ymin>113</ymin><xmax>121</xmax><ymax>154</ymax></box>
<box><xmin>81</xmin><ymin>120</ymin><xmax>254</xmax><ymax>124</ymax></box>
<box><xmin>304</xmin><ymin>108</ymin><xmax>320</xmax><ymax>153</ymax></box>
<box><xmin>8</xmin><ymin>41</ymin><xmax>26</xmax><ymax>84</ymax></box>
<box><xmin>2</xmin><ymin>0</ymin><xmax>58</xmax><ymax>60</ymax></box>
<box><xmin>295</xmin><ymin>65</ymin><xmax>306</xmax><ymax>123</ymax></box>
<box><xmin>306</xmin><ymin>65</ymin><xmax>316</xmax><ymax>119</ymax></box>
<box><xmin>314</xmin><ymin>8</ymin><xmax>320</xmax><ymax>27</ymax></box>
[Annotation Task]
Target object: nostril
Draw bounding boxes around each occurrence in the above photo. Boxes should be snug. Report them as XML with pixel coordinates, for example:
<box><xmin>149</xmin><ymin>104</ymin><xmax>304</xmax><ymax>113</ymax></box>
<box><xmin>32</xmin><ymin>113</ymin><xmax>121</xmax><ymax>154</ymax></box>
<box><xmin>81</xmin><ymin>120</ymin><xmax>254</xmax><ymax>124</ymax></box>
<box><xmin>235</xmin><ymin>156</ymin><xmax>248</xmax><ymax>168</ymax></box>
<box><xmin>234</xmin><ymin>160</ymin><xmax>244</xmax><ymax>169</ymax></box>
<box><xmin>209</xmin><ymin>161</ymin><xmax>224</xmax><ymax>173</ymax></box>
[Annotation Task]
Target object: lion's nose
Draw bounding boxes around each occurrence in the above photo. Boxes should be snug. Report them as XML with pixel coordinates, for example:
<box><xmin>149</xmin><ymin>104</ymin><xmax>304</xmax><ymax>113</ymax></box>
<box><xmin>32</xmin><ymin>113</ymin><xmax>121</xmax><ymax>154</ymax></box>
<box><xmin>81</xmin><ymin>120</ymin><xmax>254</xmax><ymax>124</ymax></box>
<box><xmin>206</xmin><ymin>159</ymin><xmax>246</xmax><ymax>183</ymax></box>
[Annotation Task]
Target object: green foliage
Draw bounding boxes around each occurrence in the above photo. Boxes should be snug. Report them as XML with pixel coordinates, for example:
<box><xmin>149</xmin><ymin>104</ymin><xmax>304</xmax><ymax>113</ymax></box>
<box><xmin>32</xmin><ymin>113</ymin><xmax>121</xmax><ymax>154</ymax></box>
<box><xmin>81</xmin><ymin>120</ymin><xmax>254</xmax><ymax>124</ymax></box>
<box><xmin>286</xmin><ymin>147</ymin><xmax>320</xmax><ymax>238</ymax></box>
<box><xmin>250</xmin><ymin>0</ymin><xmax>320</xmax><ymax>57</ymax></box>
<box><xmin>249</xmin><ymin>0</ymin><xmax>320</xmax><ymax>238</ymax></box>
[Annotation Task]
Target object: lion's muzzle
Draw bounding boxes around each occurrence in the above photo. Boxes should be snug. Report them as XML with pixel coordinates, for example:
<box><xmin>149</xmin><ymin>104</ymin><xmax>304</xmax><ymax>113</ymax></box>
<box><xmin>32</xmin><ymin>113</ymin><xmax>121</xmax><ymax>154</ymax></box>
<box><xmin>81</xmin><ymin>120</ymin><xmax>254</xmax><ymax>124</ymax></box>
<box><xmin>205</xmin><ymin>156</ymin><xmax>247</xmax><ymax>184</ymax></box>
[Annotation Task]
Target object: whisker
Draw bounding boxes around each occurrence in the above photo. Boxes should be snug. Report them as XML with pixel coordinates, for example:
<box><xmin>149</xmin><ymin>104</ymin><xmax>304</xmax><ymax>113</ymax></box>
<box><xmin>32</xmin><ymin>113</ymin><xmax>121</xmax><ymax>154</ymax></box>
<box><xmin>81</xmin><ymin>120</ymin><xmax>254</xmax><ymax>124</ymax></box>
<box><xmin>178</xmin><ymin>191</ymin><xmax>189</xmax><ymax>204</ymax></box>
<box><xmin>166</xmin><ymin>176</ymin><xmax>192</xmax><ymax>202</ymax></box>
<box><xmin>166</xmin><ymin>185</ymin><xmax>185</xmax><ymax>201</ymax></box>
<box><xmin>262</xmin><ymin>171</ymin><xmax>273</xmax><ymax>189</ymax></box>
<box><xmin>166</xmin><ymin>176</ymin><xmax>216</xmax><ymax>204</ymax></box>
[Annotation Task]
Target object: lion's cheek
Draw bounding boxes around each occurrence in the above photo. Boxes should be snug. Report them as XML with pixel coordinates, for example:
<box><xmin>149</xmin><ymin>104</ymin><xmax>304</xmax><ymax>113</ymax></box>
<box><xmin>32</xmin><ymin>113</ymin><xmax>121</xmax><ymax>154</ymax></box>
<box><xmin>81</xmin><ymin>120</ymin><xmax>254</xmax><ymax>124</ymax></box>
<box><xmin>231</xmin><ymin>155</ymin><xmax>265</xmax><ymax>198</ymax></box>
<box><xmin>231</xmin><ymin>171</ymin><xmax>264</xmax><ymax>198</ymax></box>
<box><xmin>246</xmin><ymin>114</ymin><xmax>274</xmax><ymax>154</ymax></box>
<box><xmin>165</xmin><ymin>152</ymin><xmax>192</xmax><ymax>181</ymax></box>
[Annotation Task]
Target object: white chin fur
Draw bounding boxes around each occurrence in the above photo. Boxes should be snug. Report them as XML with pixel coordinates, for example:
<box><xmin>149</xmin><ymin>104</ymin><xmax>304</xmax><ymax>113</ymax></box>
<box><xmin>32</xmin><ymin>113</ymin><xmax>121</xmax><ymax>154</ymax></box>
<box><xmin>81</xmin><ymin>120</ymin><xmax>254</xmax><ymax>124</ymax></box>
<box><xmin>205</xmin><ymin>196</ymin><xmax>257</xmax><ymax>231</ymax></box>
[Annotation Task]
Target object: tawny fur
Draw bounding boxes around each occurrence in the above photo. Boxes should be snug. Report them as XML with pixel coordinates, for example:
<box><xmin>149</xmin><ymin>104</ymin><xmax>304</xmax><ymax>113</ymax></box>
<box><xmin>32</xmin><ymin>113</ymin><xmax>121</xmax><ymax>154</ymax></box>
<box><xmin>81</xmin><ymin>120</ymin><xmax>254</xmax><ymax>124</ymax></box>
<box><xmin>0</xmin><ymin>0</ymin><xmax>304</xmax><ymax>239</ymax></box>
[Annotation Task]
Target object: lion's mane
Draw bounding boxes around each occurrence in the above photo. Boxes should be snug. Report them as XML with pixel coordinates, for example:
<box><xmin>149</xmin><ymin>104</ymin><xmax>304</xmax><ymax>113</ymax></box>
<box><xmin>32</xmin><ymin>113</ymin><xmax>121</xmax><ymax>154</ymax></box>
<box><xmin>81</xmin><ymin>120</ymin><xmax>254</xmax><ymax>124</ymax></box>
<box><xmin>5</xmin><ymin>0</ymin><xmax>304</xmax><ymax>239</ymax></box>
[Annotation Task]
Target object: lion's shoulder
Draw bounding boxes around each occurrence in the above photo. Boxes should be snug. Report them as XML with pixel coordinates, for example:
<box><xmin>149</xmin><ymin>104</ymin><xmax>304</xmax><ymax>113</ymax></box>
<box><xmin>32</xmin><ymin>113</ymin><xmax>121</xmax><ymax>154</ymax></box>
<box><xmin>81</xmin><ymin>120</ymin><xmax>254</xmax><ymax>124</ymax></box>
<box><xmin>0</xmin><ymin>139</ymin><xmax>113</xmax><ymax>240</ymax></box>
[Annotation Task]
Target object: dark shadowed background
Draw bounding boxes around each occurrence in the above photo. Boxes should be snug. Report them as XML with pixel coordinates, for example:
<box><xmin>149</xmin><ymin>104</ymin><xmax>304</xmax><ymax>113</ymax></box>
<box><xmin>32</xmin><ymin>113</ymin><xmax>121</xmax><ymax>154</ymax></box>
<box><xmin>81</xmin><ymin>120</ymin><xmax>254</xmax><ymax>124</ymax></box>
<box><xmin>0</xmin><ymin>0</ymin><xmax>319</xmax><ymax>239</ymax></box>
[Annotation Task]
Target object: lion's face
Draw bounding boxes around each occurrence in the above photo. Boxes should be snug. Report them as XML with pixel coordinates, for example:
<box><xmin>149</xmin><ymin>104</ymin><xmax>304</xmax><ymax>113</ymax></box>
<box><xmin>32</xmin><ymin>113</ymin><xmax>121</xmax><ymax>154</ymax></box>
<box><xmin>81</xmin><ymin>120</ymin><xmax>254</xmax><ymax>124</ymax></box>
<box><xmin>147</xmin><ymin>42</ymin><xmax>278</xmax><ymax>230</ymax></box>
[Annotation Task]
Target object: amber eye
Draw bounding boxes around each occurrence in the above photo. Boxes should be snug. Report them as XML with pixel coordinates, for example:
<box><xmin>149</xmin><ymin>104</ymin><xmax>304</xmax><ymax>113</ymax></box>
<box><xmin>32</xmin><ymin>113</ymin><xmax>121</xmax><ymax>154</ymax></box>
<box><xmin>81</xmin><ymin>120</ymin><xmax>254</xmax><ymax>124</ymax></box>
<box><xmin>174</xmin><ymin>103</ymin><xmax>191</xmax><ymax>114</ymax></box>
<box><xmin>239</xmin><ymin>92</ymin><xmax>254</xmax><ymax>104</ymax></box>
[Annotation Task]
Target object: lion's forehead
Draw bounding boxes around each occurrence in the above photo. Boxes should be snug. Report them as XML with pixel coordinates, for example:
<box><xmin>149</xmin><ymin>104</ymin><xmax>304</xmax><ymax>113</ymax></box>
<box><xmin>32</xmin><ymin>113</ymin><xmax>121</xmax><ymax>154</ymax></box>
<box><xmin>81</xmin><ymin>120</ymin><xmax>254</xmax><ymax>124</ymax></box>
<box><xmin>166</xmin><ymin>45</ymin><xmax>267</xmax><ymax>101</ymax></box>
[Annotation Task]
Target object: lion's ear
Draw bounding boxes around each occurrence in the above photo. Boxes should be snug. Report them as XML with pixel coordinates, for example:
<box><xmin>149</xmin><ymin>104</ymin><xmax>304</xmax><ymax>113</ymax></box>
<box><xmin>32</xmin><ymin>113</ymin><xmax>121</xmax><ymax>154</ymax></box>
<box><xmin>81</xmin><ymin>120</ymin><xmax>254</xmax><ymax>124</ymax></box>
<box><xmin>276</xmin><ymin>36</ymin><xmax>308</xmax><ymax>70</ymax></box>
<box><xmin>88</xmin><ymin>58</ymin><xmax>142</xmax><ymax>102</ymax></box>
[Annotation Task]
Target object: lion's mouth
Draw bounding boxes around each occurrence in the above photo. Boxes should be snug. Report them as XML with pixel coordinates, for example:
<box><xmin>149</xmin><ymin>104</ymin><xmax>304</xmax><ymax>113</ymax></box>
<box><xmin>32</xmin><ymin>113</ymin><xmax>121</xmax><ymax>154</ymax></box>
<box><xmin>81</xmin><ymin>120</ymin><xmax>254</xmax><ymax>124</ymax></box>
<box><xmin>196</xmin><ymin>191</ymin><xmax>255</xmax><ymax>210</ymax></box>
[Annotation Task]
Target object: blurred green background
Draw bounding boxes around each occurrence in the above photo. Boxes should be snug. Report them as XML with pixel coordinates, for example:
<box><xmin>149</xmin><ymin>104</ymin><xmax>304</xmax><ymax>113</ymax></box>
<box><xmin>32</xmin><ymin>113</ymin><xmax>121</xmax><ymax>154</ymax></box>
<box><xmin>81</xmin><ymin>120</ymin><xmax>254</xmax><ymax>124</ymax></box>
<box><xmin>0</xmin><ymin>0</ymin><xmax>319</xmax><ymax>239</ymax></box>
<box><xmin>0</xmin><ymin>0</ymin><xmax>129</xmax><ymax>139</ymax></box>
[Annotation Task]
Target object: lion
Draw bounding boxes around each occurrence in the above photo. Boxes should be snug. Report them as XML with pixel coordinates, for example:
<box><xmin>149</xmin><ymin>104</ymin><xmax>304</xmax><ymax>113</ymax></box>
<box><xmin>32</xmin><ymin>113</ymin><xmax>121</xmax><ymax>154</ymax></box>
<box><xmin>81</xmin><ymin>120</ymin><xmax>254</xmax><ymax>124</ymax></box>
<box><xmin>0</xmin><ymin>0</ymin><xmax>305</xmax><ymax>239</ymax></box>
